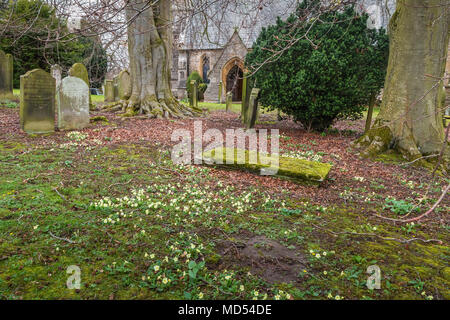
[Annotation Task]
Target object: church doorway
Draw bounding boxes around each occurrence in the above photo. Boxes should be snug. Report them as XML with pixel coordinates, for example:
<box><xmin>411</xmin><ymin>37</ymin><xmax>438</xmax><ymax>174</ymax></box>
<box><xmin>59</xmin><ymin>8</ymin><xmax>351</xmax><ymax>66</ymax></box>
<box><xmin>222</xmin><ymin>57</ymin><xmax>245</xmax><ymax>102</ymax></box>
<box><xmin>226</xmin><ymin>65</ymin><xmax>243</xmax><ymax>102</ymax></box>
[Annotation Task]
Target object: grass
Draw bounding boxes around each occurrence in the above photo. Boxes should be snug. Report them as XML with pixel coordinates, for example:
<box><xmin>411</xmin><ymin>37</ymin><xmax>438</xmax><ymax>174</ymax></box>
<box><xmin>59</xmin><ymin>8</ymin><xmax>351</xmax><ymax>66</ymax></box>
<box><xmin>0</xmin><ymin>132</ymin><xmax>448</xmax><ymax>300</ymax></box>
<box><xmin>13</xmin><ymin>88</ymin><xmax>104</xmax><ymax>103</ymax></box>
<box><xmin>91</xmin><ymin>95</ymin><xmax>104</xmax><ymax>103</ymax></box>
<box><xmin>199</xmin><ymin>101</ymin><xmax>242</xmax><ymax>113</ymax></box>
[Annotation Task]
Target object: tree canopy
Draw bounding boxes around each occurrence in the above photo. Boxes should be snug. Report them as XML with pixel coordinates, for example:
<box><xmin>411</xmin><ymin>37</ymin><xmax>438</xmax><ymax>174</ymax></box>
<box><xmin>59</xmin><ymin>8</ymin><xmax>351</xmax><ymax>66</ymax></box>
<box><xmin>0</xmin><ymin>0</ymin><xmax>107</xmax><ymax>88</ymax></box>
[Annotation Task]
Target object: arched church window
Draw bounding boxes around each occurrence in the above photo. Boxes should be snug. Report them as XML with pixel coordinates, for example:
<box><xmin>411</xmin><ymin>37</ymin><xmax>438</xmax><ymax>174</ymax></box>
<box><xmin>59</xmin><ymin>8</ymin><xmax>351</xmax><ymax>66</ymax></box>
<box><xmin>202</xmin><ymin>56</ymin><xmax>210</xmax><ymax>84</ymax></box>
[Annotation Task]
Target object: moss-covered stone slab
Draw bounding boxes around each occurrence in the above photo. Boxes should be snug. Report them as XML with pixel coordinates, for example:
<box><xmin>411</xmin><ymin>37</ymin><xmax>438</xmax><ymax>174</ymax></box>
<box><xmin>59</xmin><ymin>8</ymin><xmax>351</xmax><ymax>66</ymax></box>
<box><xmin>20</xmin><ymin>69</ymin><xmax>55</xmax><ymax>134</ymax></box>
<box><xmin>201</xmin><ymin>147</ymin><xmax>332</xmax><ymax>185</ymax></box>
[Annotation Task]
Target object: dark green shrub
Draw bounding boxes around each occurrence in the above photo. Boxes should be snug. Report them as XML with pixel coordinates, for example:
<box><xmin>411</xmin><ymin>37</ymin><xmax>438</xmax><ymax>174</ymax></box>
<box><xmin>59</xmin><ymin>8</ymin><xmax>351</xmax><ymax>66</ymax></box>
<box><xmin>245</xmin><ymin>2</ymin><xmax>389</xmax><ymax>132</ymax></box>
<box><xmin>187</xmin><ymin>71</ymin><xmax>207</xmax><ymax>101</ymax></box>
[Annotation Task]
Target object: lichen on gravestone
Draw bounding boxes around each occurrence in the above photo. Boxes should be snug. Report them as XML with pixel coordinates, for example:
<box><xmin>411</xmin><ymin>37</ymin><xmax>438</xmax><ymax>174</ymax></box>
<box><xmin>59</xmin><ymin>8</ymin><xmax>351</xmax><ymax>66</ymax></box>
<box><xmin>20</xmin><ymin>69</ymin><xmax>55</xmax><ymax>134</ymax></box>
<box><xmin>57</xmin><ymin>76</ymin><xmax>90</xmax><ymax>130</ymax></box>
<box><xmin>0</xmin><ymin>50</ymin><xmax>14</xmax><ymax>98</ymax></box>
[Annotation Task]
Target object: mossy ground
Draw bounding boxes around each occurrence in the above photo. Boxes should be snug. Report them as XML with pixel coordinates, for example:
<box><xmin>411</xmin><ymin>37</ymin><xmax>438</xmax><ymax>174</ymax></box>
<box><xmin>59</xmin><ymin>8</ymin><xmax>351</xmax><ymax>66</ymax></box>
<box><xmin>0</xmin><ymin>131</ymin><xmax>448</xmax><ymax>300</ymax></box>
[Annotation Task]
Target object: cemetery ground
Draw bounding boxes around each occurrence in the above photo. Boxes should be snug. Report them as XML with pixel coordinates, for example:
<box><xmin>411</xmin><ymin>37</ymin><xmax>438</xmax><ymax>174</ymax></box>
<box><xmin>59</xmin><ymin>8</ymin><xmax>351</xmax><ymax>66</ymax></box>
<box><xmin>0</xmin><ymin>96</ymin><xmax>449</xmax><ymax>300</ymax></box>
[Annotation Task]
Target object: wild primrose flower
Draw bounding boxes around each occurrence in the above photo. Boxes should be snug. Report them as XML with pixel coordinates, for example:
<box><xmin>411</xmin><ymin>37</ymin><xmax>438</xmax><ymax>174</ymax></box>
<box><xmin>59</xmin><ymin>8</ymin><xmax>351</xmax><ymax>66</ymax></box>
<box><xmin>154</xmin><ymin>265</ymin><xmax>160</xmax><ymax>272</ymax></box>
<box><xmin>240</xmin><ymin>285</ymin><xmax>245</xmax><ymax>292</ymax></box>
<box><xmin>198</xmin><ymin>292</ymin><xmax>204</xmax><ymax>299</ymax></box>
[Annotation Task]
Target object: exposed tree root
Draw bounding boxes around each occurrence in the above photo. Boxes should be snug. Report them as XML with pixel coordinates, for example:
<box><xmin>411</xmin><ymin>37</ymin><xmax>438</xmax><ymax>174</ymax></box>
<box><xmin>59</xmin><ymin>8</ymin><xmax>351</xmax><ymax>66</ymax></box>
<box><xmin>352</xmin><ymin>120</ymin><xmax>450</xmax><ymax>172</ymax></box>
<box><xmin>102</xmin><ymin>95</ymin><xmax>202</xmax><ymax>119</ymax></box>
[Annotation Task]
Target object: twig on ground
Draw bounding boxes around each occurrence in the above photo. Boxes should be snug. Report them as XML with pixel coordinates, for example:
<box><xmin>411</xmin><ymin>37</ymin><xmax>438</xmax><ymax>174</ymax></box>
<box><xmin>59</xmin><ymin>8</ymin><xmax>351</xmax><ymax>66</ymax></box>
<box><xmin>53</xmin><ymin>187</ymin><xmax>67</xmax><ymax>201</ymax></box>
<box><xmin>156</xmin><ymin>165</ymin><xmax>184</xmax><ymax>178</ymax></box>
<box><xmin>23</xmin><ymin>172</ymin><xmax>52</xmax><ymax>183</ymax></box>
<box><xmin>107</xmin><ymin>178</ymin><xmax>133</xmax><ymax>190</ymax></box>
<box><xmin>375</xmin><ymin>183</ymin><xmax>450</xmax><ymax>224</ymax></box>
<box><xmin>49</xmin><ymin>231</ymin><xmax>76</xmax><ymax>244</ymax></box>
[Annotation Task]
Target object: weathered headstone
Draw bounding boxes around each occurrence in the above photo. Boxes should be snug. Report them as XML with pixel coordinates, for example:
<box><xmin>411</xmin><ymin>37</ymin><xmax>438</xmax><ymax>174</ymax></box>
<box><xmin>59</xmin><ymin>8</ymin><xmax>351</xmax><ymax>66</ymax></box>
<box><xmin>245</xmin><ymin>88</ymin><xmax>260</xmax><ymax>129</ymax></box>
<box><xmin>57</xmin><ymin>76</ymin><xmax>90</xmax><ymax>130</ymax></box>
<box><xmin>113</xmin><ymin>76</ymin><xmax>119</xmax><ymax>101</ymax></box>
<box><xmin>51</xmin><ymin>64</ymin><xmax>62</xmax><ymax>89</ymax></box>
<box><xmin>241</xmin><ymin>72</ymin><xmax>252</xmax><ymax>123</ymax></box>
<box><xmin>190</xmin><ymin>80</ymin><xmax>198</xmax><ymax>108</ymax></box>
<box><xmin>218</xmin><ymin>82</ymin><xmax>223</xmax><ymax>103</ymax></box>
<box><xmin>226</xmin><ymin>91</ymin><xmax>232</xmax><ymax>112</ymax></box>
<box><xmin>69</xmin><ymin>63</ymin><xmax>93</xmax><ymax>109</ymax></box>
<box><xmin>0</xmin><ymin>50</ymin><xmax>13</xmax><ymax>97</ymax></box>
<box><xmin>20</xmin><ymin>69</ymin><xmax>55</xmax><ymax>134</ymax></box>
<box><xmin>117</xmin><ymin>70</ymin><xmax>132</xmax><ymax>100</ymax></box>
<box><xmin>104</xmin><ymin>80</ymin><xmax>115</xmax><ymax>102</ymax></box>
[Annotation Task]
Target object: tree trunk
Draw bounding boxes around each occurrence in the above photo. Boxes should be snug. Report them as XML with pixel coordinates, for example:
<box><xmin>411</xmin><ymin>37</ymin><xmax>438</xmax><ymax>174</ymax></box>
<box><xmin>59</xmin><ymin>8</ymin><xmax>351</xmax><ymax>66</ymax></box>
<box><xmin>364</xmin><ymin>93</ymin><xmax>377</xmax><ymax>133</ymax></box>
<box><xmin>353</xmin><ymin>0</ymin><xmax>449</xmax><ymax>168</ymax></box>
<box><xmin>115</xmin><ymin>0</ymin><xmax>200</xmax><ymax>118</ymax></box>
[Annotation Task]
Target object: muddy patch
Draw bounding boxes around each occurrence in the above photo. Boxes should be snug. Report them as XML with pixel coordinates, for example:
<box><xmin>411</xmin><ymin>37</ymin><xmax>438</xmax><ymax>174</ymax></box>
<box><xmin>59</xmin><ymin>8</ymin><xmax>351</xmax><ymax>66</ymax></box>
<box><xmin>216</xmin><ymin>235</ymin><xmax>307</xmax><ymax>284</ymax></box>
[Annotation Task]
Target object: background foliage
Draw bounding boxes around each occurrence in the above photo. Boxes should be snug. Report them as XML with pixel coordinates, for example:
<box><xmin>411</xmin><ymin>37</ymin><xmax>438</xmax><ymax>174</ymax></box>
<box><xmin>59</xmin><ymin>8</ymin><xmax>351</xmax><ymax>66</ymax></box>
<box><xmin>246</xmin><ymin>2</ymin><xmax>389</xmax><ymax>131</ymax></box>
<box><xmin>0</xmin><ymin>0</ymin><xmax>107</xmax><ymax>88</ymax></box>
<box><xmin>186</xmin><ymin>71</ymin><xmax>207</xmax><ymax>101</ymax></box>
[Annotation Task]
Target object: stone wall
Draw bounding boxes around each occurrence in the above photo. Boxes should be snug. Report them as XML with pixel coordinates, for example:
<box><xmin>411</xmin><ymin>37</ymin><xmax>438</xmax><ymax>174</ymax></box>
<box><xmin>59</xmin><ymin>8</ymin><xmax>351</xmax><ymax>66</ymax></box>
<box><xmin>204</xmin><ymin>31</ymin><xmax>248</xmax><ymax>102</ymax></box>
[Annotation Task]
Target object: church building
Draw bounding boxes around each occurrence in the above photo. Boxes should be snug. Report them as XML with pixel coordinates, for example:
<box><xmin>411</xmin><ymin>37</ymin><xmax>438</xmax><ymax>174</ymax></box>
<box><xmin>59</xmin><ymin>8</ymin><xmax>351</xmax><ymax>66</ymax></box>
<box><xmin>170</xmin><ymin>0</ymin><xmax>398</xmax><ymax>102</ymax></box>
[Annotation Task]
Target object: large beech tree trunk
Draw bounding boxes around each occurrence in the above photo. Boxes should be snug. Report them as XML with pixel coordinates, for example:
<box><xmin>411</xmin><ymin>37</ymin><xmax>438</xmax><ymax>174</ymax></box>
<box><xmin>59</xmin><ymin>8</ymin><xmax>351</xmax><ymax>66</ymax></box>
<box><xmin>354</xmin><ymin>0</ymin><xmax>449</xmax><ymax>168</ymax></box>
<box><xmin>119</xmin><ymin>0</ymin><xmax>200</xmax><ymax>118</ymax></box>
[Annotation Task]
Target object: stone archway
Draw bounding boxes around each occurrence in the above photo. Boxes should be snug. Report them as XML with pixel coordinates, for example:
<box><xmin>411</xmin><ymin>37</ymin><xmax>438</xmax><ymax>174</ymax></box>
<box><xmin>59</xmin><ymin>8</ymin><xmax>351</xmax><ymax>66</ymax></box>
<box><xmin>222</xmin><ymin>57</ymin><xmax>245</xmax><ymax>102</ymax></box>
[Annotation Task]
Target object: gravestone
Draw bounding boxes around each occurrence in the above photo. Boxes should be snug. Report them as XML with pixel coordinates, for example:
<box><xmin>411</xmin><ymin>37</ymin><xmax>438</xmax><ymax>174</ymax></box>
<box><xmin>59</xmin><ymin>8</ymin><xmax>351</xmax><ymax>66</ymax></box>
<box><xmin>190</xmin><ymin>80</ymin><xmax>198</xmax><ymax>108</ymax></box>
<box><xmin>113</xmin><ymin>76</ymin><xmax>119</xmax><ymax>101</ymax></box>
<box><xmin>245</xmin><ymin>88</ymin><xmax>260</xmax><ymax>129</ymax></box>
<box><xmin>117</xmin><ymin>70</ymin><xmax>132</xmax><ymax>100</ymax></box>
<box><xmin>51</xmin><ymin>64</ymin><xmax>62</xmax><ymax>89</ymax></box>
<box><xmin>218</xmin><ymin>82</ymin><xmax>223</xmax><ymax>103</ymax></box>
<box><xmin>226</xmin><ymin>91</ymin><xmax>232</xmax><ymax>112</ymax></box>
<box><xmin>20</xmin><ymin>69</ymin><xmax>55</xmax><ymax>134</ymax></box>
<box><xmin>69</xmin><ymin>63</ymin><xmax>93</xmax><ymax>109</ymax></box>
<box><xmin>241</xmin><ymin>72</ymin><xmax>252</xmax><ymax>124</ymax></box>
<box><xmin>0</xmin><ymin>50</ymin><xmax>13</xmax><ymax>97</ymax></box>
<box><xmin>57</xmin><ymin>76</ymin><xmax>90</xmax><ymax>130</ymax></box>
<box><xmin>104</xmin><ymin>80</ymin><xmax>115</xmax><ymax>102</ymax></box>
